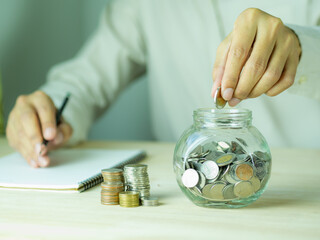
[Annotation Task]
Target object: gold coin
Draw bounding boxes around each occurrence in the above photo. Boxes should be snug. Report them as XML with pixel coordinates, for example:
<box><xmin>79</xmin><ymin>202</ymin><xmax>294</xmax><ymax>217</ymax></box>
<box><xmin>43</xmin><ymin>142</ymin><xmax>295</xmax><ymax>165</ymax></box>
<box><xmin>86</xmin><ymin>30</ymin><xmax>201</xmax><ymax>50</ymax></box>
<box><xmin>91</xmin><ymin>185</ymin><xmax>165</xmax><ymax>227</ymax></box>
<box><xmin>233</xmin><ymin>181</ymin><xmax>254</xmax><ymax>198</ymax></box>
<box><xmin>250</xmin><ymin>176</ymin><xmax>261</xmax><ymax>192</ymax></box>
<box><xmin>235</xmin><ymin>163</ymin><xmax>254</xmax><ymax>181</ymax></box>
<box><xmin>215</xmin><ymin>153</ymin><xmax>235</xmax><ymax>166</ymax></box>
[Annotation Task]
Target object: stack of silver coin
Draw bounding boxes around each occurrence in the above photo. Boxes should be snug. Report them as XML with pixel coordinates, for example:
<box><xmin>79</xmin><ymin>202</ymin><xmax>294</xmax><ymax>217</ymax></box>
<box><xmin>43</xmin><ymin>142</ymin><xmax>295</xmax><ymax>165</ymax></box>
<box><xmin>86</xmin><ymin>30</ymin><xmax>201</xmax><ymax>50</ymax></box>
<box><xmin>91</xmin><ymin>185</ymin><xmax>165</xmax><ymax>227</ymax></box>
<box><xmin>181</xmin><ymin>139</ymin><xmax>271</xmax><ymax>201</ymax></box>
<box><xmin>124</xmin><ymin>164</ymin><xmax>150</xmax><ymax>198</ymax></box>
<box><xmin>141</xmin><ymin>197</ymin><xmax>159</xmax><ymax>207</ymax></box>
<box><xmin>100</xmin><ymin>168</ymin><xmax>125</xmax><ymax>205</ymax></box>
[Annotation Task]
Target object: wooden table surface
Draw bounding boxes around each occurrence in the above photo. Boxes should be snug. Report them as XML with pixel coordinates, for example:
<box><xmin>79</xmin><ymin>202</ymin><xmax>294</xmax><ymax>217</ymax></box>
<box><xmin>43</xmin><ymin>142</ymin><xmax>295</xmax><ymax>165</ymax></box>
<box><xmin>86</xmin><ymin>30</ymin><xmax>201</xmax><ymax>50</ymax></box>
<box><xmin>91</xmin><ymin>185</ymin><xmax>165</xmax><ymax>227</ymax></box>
<box><xmin>0</xmin><ymin>138</ymin><xmax>319</xmax><ymax>240</ymax></box>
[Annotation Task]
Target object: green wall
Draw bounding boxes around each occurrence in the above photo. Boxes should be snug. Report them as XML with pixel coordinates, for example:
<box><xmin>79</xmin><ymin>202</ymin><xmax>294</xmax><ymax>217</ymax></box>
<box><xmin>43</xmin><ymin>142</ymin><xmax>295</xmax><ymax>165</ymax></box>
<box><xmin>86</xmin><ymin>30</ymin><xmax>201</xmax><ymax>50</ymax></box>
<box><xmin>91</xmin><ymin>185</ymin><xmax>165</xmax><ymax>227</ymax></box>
<box><xmin>0</xmin><ymin>0</ymin><xmax>153</xmax><ymax>141</ymax></box>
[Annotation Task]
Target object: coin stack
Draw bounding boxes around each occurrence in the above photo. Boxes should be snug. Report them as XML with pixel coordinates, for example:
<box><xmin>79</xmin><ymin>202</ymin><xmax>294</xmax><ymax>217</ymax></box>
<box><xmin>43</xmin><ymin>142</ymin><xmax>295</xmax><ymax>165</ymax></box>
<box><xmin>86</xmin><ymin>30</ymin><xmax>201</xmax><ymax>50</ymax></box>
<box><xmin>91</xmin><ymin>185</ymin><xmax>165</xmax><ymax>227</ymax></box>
<box><xmin>119</xmin><ymin>191</ymin><xmax>140</xmax><ymax>207</ymax></box>
<box><xmin>124</xmin><ymin>164</ymin><xmax>150</xmax><ymax>198</ymax></box>
<box><xmin>181</xmin><ymin>139</ymin><xmax>271</xmax><ymax>201</ymax></box>
<box><xmin>141</xmin><ymin>197</ymin><xmax>159</xmax><ymax>207</ymax></box>
<box><xmin>100</xmin><ymin>168</ymin><xmax>124</xmax><ymax>205</ymax></box>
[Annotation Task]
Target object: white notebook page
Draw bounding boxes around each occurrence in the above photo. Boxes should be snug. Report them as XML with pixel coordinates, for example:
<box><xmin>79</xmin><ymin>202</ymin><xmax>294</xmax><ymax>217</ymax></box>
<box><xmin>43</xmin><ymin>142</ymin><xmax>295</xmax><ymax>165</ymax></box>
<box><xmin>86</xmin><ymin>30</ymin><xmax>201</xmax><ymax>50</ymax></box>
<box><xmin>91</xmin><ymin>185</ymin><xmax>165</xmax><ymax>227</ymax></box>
<box><xmin>0</xmin><ymin>149</ymin><xmax>145</xmax><ymax>191</ymax></box>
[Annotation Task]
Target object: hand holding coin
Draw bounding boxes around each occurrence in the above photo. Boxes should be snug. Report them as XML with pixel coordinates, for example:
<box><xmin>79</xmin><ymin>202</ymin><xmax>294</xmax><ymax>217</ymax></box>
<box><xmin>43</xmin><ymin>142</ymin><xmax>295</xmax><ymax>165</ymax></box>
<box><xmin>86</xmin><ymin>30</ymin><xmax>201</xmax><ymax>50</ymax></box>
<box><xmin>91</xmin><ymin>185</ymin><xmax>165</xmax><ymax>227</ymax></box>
<box><xmin>211</xmin><ymin>8</ymin><xmax>301</xmax><ymax>107</ymax></box>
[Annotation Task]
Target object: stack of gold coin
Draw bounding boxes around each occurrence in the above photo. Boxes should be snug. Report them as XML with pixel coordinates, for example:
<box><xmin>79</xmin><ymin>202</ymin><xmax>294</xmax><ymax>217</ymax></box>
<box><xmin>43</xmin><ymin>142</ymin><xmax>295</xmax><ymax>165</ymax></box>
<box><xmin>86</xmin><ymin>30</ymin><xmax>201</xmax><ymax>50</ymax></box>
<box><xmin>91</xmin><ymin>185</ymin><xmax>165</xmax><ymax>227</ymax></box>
<box><xmin>101</xmin><ymin>168</ymin><xmax>124</xmax><ymax>183</ymax></box>
<box><xmin>100</xmin><ymin>168</ymin><xmax>124</xmax><ymax>205</ymax></box>
<box><xmin>119</xmin><ymin>191</ymin><xmax>140</xmax><ymax>207</ymax></box>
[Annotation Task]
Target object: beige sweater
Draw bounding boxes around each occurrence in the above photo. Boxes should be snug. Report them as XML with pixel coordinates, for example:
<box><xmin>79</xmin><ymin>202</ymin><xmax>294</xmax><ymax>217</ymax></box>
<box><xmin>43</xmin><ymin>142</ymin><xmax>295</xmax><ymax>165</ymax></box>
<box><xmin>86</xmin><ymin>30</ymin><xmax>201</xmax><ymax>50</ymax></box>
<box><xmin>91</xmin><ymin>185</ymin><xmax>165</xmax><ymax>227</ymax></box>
<box><xmin>41</xmin><ymin>0</ymin><xmax>320</xmax><ymax>148</ymax></box>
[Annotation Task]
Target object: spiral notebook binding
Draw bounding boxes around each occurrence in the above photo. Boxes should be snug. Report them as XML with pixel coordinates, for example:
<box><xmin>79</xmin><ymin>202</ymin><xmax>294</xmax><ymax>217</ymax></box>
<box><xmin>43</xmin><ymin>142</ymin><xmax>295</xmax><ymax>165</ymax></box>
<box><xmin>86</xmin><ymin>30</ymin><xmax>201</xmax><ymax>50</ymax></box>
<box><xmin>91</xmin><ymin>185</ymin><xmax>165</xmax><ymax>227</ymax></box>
<box><xmin>78</xmin><ymin>151</ymin><xmax>146</xmax><ymax>192</ymax></box>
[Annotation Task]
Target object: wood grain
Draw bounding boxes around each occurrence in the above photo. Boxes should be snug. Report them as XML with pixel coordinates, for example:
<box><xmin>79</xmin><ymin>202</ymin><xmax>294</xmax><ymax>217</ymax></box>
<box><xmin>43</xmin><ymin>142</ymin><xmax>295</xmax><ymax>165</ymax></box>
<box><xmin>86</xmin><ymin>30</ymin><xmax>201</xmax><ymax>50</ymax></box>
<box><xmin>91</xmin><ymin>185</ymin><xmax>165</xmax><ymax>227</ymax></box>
<box><xmin>0</xmin><ymin>138</ymin><xmax>319</xmax><ymax>240</ymax></box>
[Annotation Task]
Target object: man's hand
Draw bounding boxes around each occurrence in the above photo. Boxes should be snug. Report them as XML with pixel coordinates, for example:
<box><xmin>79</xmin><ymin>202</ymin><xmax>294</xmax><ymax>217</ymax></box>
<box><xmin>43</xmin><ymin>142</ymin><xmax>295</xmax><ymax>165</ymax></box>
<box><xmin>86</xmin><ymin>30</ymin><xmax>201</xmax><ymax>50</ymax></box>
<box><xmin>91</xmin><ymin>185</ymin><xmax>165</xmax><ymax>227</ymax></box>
<box><xmin>6</xmin><ymin>91</ymin><xmax>72</xmax><ymax>168</ymax></box>
<box><xmin>212</xmin><ymin>8</ymin><xmax>301</xmax><ymax>106</ymax></box>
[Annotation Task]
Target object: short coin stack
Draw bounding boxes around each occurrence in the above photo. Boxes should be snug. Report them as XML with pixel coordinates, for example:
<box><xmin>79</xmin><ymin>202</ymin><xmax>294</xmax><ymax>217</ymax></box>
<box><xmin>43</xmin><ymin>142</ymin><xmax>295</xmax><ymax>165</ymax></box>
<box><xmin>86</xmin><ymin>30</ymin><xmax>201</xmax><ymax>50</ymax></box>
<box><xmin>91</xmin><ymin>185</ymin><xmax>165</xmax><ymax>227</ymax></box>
<box><xmin>119</xmin><ymin>191</ymin><xmax>140</xmax><ymax>207</ymax></box>
<box><xmin>181</xmin><ymin>139</ymin><xmax>271</xmax><ymax>201</ymax></box>
<box><xmin>141</xmin><ymin>197</ymin><xmax>159</xmax><ymax>206</ymax></box>
<box><xmin>123</xmin><ymin>164</ymin><xmax>150</xmax><ymax>198</ymax></box>
<box><xmin>101</xmin><ymin>168</ymin><xmax>124</xmax><ymax>205</ymax></box>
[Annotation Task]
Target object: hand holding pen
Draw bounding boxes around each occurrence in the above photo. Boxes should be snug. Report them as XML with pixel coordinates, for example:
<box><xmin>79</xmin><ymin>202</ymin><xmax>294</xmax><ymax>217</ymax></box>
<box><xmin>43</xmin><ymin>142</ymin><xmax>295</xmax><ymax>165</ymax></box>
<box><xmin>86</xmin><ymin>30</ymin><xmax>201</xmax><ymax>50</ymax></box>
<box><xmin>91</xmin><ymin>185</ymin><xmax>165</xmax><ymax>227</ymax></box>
<box><xmin>6</xmin><ymin>91</ymin><xmax>73</xmax><ymax>168</ymax></box>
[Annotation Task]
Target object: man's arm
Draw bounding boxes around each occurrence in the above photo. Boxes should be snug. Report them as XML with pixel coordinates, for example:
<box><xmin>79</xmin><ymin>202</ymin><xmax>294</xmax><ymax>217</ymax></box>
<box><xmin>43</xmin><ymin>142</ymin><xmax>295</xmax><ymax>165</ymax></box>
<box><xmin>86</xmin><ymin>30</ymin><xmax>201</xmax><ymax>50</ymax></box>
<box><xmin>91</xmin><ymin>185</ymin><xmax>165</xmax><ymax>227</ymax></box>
<box><xmin>6</xmin><ymin>0</ymin><xmax>146</xmax><ymax>168</ymax></box>
<box><xmin>41</xmin><ymin>0</ymin><xmax>146</xmax><ymax>146</ymax></box>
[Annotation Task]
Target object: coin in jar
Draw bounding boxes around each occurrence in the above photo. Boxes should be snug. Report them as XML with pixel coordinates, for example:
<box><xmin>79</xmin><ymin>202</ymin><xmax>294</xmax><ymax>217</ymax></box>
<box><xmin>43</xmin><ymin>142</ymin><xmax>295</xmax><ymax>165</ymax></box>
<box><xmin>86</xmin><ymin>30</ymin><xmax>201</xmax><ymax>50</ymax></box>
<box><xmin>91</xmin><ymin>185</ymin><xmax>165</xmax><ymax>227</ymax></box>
<box><xmin>206</xmin><ymin>181</ymin><xmax>226</xmax><ymax>200</ymax></box>
<box><xmin>215</xmin><ymin>153</ymin><xmax>236</xmax><ymax>166</ymax></box>
<box><xmin>217</xmin><ymin>141</ymin><xmax>230</xmax><ymax>153</ymax></box>
<box><xmin>200</xmin><ymin>161</ymin><xmax>219</xmax><ymax>180</ymax></box>
<box><xmin>222</xmin><ymin>184</ymin><xmax>237</xmax><ymax>200</ymax></box>
<box><xmin>234</xmin><ymin>163</ymin><xmax>254</xmax><ymax>181</ymax></box>
<box><xmin>182</xmin><ymin>169</ymin><xmax>199</xmax><ymax>188</ymax></box>
<box><xmin>249</xmin><ymin>176</ymin><xmax>261</xmax><ymax>192</ymax></box>
<box><xmin>233</xmin><ymin>181</ymin><xmax>254</xmax><ymax>198</ymax></box>
<box><xmin>196</xmin><ymin>171</ymin><xmax>206</xmax><ymax>189</ymax></box>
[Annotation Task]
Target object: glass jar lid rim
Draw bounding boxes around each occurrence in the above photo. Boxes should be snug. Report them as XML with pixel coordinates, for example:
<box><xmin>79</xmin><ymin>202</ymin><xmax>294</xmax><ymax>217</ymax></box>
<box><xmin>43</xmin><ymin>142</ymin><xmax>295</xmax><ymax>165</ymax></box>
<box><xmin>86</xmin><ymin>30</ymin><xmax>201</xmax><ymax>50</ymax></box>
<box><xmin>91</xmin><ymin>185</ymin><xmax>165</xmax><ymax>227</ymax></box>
<box><xmin>194</xmin><ymin>108</ymin><xmax>251</xmax><ymax>115</ymax></box>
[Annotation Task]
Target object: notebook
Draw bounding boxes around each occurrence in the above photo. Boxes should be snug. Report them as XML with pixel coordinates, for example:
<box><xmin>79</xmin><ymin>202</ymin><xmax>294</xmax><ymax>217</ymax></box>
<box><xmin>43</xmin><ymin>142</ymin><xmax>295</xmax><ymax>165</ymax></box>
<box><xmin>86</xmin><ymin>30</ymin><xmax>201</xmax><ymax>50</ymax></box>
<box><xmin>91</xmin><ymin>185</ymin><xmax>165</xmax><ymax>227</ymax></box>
<box><xmin>0</xmin><ymin>149</ymin><xmax>146</xmax><ymax>192</ymax></box>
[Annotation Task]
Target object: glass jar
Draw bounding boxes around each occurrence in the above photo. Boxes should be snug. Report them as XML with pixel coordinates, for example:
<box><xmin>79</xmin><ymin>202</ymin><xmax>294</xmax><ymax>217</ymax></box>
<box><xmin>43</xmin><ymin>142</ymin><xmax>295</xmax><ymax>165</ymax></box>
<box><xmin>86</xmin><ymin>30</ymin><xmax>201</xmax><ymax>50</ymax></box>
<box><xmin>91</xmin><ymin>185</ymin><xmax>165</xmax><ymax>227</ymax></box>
<box><xmin>173</xmin><ymin>108</ymin><xmax>271</xmax><ymax>208</ymax></box>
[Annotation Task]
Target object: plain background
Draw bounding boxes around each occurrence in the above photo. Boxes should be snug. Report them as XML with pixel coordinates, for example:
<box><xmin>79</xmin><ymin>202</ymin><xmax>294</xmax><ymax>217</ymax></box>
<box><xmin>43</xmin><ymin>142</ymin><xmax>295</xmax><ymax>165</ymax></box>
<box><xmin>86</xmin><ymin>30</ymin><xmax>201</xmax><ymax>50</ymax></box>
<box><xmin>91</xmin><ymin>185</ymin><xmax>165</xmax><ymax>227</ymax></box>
<box><xmin>0</xmin><ymin>0</ymin><xmax>154</xmax><ymax>141</ymax></box>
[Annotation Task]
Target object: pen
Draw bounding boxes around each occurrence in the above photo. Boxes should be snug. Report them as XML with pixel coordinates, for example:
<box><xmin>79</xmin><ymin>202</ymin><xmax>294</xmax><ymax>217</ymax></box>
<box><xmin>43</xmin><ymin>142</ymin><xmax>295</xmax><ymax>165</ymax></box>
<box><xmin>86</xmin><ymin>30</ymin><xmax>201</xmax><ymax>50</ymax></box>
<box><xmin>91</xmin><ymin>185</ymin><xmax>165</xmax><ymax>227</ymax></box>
<box><xmin>41</xmin><ymin>93</ymin><xmax>71</xmax><ymax>148</ymax></box>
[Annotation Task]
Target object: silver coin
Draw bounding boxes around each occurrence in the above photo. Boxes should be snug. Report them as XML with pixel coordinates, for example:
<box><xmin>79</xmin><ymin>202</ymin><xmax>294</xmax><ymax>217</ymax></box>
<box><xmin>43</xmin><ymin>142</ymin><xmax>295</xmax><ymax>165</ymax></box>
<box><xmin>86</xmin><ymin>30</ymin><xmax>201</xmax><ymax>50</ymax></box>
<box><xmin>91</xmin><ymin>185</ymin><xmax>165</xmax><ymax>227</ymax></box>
<box><xmin>189</xmin><ymin>145</ymin><xmax>203</xmax><ymax>158</ymax></box>
<box><xmin>224</xmin><ymin>172</ymin><xmax>238</xmax><ymax>184</ymax></box>
<box><xmin>200</xmin><ymin>161</ymin><xmax>219</xmax><ymax>180</ymax></box>
<box><xmin>233</xmin><ymin>154</ymin><xmax>251</xmax><ymax>164</ymax></box>
<box><xmin>181</xmin><ymin>169</ymin><xmax>199</xmax><ymax>188</ymax></box>
<box><xmin>124</xmin><ymin>164</ymin><xmax>150</xmax><ymax>198</ymax></box>
<box><xmin>233</xmin><ymin>181</ymin><xmax>254</xmax><ymax>198</ymax></box>
<box><xmin>230</xmin><ymin>141</ymin><xmax>246</xmax><ymax>154</ymax></box>
<box><xmin>254</xmin><ymin>160</ymin><xmax>267</xmax><ymax>180</ymax></box>
<box><xmin>192</xmin><ymin>162</ymin><xmax>203</xmax><ymax>171</ymax></box>
<box><xmin>205</xmin><ymin>151</ymin><xmax>223</xmax><ymax>161</ymax></box>
<box><xmin>141</xmin><ymin>197</ymin><xmax>159</xmax><ymax>206</ymax></box>
<box><xmin>213</xmin><ymin>86</ymin><xmax>226</xmax><ymax>109</ymax></box>
<box><xmin>217</xmin><ymin>141</ymin><xmax>230</xmax><ymax>153</ymax></box>
<box><xmin>219</xmin><ymin>164</ymin><xmax>230</xmax><ymax>179</ymax></box>
<box><xmin>236</xmin><ymin>137</ymin><xmax>248</xmax><ymax>147</ymax></box>
<box><xmin>223</xmin><ymin>184</ymin><xmax>237</xmax><ymax>200</ymax></box>
<box><xmin>190</xmin><ymin>186</ymin><xmax>202</xmax><ymax>197</ymax></box>
<box><xmin>253</xmin><ymin>151</ymin><xmax>271</xmax><ymax>161</ymax></box>
<box><xmin>199</xmin><ymin>150</ymin><xmax>211</xmax><ymax>158</ymax></box>
<box><xmin>184</xmin><ymin>159</ymin><xmax>191</xmax><ymax>170</ymax></box>
<box><xmin>197</xmin><ymin>171</ymin><xmax>206</xmax><ymax>189</ymax></box>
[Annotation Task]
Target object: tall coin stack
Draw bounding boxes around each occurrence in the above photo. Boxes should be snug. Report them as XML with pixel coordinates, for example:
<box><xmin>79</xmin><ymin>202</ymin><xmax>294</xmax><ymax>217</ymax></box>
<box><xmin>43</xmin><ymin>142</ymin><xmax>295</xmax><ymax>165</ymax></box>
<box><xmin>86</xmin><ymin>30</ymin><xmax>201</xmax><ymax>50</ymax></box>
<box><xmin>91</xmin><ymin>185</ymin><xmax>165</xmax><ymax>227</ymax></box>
<box><xmin>100</xmin><ymin>168</ymin><xmax>124</xmax><ymax>205</ymax></box>
<box><xmin>123</xmin><ymin>164</ymin><xmax>150</xmax><ymax>198</ymax></box>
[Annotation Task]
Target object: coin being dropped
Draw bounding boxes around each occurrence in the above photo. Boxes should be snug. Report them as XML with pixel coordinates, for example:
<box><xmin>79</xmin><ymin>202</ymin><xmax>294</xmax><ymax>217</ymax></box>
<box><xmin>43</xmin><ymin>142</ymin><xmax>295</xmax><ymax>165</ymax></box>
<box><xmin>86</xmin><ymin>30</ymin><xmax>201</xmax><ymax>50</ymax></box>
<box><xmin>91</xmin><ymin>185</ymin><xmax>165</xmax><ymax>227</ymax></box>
<box><xmin>182</xmin><ymin>169</ymin><xmax>199</xmax><ymax>188</ymax></box>
<box><xmin>214</xmin><ymin>86</ymin><xmax>226</xmax><ymax>109</ymax></box>
<box><xmin>200</xmin><ymin>161</ymin><xmax>219</xmax><ymax>180</ymax></box>
<box><xmin>233</xmin><ymin>181</ymin><xmax>254</xmax><ymax>198</ymax></box>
